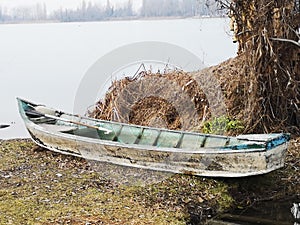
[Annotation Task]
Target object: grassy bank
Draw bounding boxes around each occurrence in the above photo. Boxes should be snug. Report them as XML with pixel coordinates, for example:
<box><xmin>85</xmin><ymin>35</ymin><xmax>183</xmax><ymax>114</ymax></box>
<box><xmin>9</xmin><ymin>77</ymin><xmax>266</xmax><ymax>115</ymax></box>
<box><xmin>0</xmin><ymin>138</ymin><xmax>299</xmax><ymax>224</ymax></box>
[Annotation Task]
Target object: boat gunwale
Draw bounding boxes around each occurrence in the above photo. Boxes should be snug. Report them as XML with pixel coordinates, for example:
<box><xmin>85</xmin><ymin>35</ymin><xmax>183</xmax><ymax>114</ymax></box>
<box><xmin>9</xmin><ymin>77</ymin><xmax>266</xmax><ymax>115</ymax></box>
<box><xmin>27</xmin><ymin>121</ymin><xmax>270</xmax><ymax>154</ymax></box>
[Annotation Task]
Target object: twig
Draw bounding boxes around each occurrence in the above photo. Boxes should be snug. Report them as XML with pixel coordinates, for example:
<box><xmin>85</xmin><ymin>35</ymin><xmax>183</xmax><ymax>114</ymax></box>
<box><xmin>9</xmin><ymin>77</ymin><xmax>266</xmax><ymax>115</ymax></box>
<box><xmin>270</xmin><ymin>37</ymin><xmax>300</xmax><ymax>47</ymax></box>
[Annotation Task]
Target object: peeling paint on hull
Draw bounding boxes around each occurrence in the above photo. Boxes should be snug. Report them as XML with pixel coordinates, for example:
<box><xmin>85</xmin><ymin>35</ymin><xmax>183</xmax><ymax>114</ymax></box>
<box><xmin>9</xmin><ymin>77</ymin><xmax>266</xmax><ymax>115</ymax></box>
<box><xmin>25</xmin><ymin>124</ymin><xmax>287</xmax><ymax>178</ymax></box>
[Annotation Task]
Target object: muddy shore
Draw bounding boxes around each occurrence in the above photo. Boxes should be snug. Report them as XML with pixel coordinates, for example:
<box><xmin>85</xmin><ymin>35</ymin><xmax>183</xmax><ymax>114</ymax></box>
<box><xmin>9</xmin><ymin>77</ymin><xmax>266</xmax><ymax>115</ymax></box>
<box><xmin>0</xmin><ymin>137</ymin><xmax>299</xmax><ymax>224</ymax></box>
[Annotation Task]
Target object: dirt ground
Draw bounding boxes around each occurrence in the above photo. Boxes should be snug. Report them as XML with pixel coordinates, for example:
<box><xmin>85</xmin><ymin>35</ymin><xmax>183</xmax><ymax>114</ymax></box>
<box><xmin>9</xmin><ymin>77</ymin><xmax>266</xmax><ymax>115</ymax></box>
<box><xmin>0</xmin><ymin>137</ymin><xmax>298</xmax><ymax>225</ymax></box>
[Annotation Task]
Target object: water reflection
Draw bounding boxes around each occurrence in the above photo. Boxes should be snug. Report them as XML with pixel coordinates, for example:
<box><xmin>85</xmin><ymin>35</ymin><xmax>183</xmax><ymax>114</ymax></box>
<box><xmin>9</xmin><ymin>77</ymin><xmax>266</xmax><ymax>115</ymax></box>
<box><xmin>225</xmin><ymin>198</ymin><xmax>299</xmax><ymax>225</ymax></box>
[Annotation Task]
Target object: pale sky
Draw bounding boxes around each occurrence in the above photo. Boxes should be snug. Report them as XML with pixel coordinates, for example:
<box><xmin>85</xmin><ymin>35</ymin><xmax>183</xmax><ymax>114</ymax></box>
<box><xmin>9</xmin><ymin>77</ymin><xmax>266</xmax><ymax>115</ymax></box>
<box><xmin>0</xmin><ymin>0</ymin><xmax>142</xmax><ymax>13</ymax></box>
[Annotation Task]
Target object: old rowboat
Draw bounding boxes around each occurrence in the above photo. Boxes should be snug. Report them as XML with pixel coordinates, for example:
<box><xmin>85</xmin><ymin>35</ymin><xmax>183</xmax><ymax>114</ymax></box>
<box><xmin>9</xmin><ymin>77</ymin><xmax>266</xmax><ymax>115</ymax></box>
<box><xmin>17</xmin><ymin>98</ymin><xmax>290</xmax><ymax>177</ymax></box>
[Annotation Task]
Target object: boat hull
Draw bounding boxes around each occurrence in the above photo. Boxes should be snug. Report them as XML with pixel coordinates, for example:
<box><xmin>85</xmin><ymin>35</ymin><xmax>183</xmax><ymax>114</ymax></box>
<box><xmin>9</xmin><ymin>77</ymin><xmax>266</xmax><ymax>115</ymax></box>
<box><xmin>25</xmin><ymin>122</ymin><xmax>287</xmax><ymax>177</ymax></box>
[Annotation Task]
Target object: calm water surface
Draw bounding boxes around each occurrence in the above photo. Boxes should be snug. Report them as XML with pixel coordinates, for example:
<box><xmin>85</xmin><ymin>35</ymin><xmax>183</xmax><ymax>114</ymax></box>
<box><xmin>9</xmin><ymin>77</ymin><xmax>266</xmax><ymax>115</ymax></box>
<box><xmin>0</xmin><ymin>18</ymin><xmax>237</xmax><ymax>139</ymax></box>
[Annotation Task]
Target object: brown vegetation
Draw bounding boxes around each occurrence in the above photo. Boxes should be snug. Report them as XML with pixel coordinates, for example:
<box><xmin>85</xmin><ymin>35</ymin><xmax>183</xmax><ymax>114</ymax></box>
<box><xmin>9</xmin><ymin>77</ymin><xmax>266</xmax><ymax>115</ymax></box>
<box><xmin>220</xmin><ymin>0</ymin><xmax>300</xmax><ymax>134</ymax></box>
<box><xmin>88</xmin><ymin>70</ymin><xmax>211</xmax><ymax>131</ymax></box>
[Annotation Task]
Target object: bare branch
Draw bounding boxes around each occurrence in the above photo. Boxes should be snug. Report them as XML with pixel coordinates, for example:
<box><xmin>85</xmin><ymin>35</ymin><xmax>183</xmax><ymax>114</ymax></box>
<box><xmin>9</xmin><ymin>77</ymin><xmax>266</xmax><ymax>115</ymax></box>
<box><xmin>270</xmin><ymin>37</ymin><xmax>300</xmax><ymax>47</ymax></box>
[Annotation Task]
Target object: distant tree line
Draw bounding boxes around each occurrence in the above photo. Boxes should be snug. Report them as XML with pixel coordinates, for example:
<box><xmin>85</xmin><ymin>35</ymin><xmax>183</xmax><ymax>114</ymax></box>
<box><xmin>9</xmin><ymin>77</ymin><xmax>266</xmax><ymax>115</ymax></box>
<box><xmin>0</xmin><ymin>3</ymin><xmax>47</xmax><ymax>22</ymax></box>
<box><xmin>0</xmin><ymin>0</ymin><xmax>223</xmax><ymax>23</ymax></box>
<box><xmin>141</xmin><ymin>0</ymin><xmax>221</xmax><ymax>17</ymax></box>
<box><xmin>50</xmin><ymin>0</ymin><xmax>134</xmax><ymax>22</ymax></box>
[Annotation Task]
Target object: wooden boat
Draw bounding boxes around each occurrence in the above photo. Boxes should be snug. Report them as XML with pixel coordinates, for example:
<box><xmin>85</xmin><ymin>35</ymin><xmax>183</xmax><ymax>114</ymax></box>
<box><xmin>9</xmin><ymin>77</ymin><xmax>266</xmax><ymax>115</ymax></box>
<box><xmin>17</xmin><ymin>98</ymin><xmax>290</xmax><ymax>177</ymax></box>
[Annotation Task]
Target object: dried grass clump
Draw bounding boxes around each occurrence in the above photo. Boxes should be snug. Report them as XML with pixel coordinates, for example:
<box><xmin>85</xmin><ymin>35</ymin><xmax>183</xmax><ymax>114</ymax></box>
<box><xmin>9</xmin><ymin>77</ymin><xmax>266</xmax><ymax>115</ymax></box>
<box><xmin>88</xmin><ymin>70</ymin><xmax>211</xmax><ymax>131</ymax></box>
<box><xmin>87</xmin><ymin>55</ymin><xmax>251</xmax><ymax>135</ymax></box>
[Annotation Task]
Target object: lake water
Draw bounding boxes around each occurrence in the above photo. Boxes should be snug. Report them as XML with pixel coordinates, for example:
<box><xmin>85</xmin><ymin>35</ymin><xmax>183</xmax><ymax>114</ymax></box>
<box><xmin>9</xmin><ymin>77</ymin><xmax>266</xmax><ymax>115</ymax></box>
<box><xmin>0</xmin><ymin>18</ymin><xmax>237</xmax><ymax>139</ymax></box>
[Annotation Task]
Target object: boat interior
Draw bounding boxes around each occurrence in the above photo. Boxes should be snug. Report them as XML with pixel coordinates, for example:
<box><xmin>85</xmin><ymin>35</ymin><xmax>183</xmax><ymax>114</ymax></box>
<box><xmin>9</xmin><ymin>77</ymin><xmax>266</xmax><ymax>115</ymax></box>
<box><xmin>20</xmin><ymin>100</ymin><xmax>272</xmax><ymax>150</ymax></box>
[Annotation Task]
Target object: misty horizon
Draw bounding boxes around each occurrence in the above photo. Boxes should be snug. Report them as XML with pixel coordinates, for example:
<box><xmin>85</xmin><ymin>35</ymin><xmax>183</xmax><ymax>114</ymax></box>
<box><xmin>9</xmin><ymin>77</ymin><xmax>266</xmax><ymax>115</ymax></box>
<box><xmin>0</xmin><ymin>0</ymin><xmax>224</xmax><ymax>23</ymax></box>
